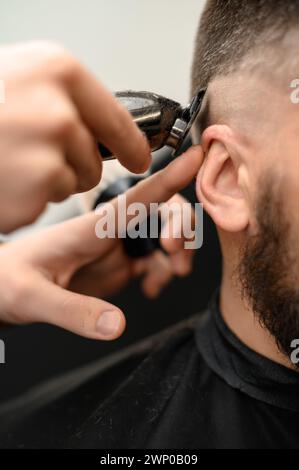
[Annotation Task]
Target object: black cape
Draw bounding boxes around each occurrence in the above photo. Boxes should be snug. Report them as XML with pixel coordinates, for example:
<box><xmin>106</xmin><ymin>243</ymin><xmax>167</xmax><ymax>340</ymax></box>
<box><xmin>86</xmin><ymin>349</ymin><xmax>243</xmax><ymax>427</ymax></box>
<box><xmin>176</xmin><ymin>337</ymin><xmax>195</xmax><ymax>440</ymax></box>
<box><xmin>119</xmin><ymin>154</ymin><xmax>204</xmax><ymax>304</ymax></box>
<box><xmin>1</xmin><ymin>292</ymin><xmax>299</xmax><ymax>449</ymax></box>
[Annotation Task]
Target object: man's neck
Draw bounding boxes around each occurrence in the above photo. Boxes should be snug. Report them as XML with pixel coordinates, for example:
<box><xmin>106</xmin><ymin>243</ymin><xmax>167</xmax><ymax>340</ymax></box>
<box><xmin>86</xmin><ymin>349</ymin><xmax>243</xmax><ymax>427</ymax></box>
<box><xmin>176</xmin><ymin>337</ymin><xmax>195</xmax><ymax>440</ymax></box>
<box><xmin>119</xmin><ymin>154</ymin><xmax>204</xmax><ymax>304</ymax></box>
<box><xmin>220</xmin><ymin>266</ymin><xmax>293</xmax><ymax>370</ymax></box>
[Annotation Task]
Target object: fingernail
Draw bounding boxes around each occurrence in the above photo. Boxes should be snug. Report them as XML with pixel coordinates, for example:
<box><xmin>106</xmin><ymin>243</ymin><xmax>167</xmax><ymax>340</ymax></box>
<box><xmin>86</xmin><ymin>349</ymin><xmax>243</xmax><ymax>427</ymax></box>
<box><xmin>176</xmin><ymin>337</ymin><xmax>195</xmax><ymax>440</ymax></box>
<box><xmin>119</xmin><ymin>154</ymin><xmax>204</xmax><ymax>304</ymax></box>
<box><xmin>96</xmin><ymin>311</ymin><xmax>121</xmax><ymax>337</ymax></box>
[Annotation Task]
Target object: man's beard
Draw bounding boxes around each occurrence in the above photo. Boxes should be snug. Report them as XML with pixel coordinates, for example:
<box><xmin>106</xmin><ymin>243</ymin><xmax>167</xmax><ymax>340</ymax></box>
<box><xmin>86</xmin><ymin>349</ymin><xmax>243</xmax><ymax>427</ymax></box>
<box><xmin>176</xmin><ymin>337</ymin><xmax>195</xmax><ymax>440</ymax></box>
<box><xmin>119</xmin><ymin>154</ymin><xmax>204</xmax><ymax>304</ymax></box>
<box><xmin>238</xmin><ymin>177</ymin><xmax>299</xmax><ymax>364</ymax></box>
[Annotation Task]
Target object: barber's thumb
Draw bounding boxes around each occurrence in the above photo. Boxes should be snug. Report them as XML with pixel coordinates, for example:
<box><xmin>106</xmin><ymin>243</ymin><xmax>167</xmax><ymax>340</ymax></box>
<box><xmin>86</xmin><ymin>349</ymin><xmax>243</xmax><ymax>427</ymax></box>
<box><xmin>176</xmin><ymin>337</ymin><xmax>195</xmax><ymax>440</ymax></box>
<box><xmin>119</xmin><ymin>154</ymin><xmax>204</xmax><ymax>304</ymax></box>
<box><xmin>28</xmin><ymin>278</ymin><xmax>126</xmax><ymax>340</ymax></box>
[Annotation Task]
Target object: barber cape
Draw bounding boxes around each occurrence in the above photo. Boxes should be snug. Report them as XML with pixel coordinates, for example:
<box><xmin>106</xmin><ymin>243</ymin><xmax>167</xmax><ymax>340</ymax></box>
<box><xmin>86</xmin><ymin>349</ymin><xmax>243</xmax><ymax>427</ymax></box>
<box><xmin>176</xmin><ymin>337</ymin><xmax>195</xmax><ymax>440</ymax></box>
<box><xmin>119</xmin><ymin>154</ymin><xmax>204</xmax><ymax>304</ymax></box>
<box><xmin>1</xmin><ymin>292</ymin><xmax>299</xmax><ymax>449</ymax></box>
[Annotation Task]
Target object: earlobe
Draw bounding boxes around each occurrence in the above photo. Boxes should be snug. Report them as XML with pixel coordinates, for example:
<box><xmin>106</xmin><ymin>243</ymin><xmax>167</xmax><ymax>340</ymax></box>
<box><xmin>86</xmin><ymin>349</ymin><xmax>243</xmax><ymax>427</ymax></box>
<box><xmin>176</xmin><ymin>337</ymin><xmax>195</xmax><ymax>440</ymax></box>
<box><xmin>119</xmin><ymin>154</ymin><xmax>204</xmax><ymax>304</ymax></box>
<box><xmin>196</xmin><ymin>125</ymin><xmax>249</xmax><ymax>233</ymax></box>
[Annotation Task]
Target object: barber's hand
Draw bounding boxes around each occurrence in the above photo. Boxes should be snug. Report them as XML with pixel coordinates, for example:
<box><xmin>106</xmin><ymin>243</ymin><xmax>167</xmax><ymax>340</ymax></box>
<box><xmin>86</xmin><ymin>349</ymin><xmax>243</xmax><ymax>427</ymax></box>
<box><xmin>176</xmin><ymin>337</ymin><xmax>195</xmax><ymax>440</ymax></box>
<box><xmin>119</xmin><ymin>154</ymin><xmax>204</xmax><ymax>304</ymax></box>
<box><xmin>0</xmin><ymin>42</ymin><xmax>150</xmax><ymax>233</ymax></box>
<box><xmin>70</xmin><ymin>193</ymin><xmax>196</xmax><ymax>300</ymax></box>
<box><xmin>0</xmin><ymin>147</ymin><xmax>203</xmax><ymax>340</ymax></box>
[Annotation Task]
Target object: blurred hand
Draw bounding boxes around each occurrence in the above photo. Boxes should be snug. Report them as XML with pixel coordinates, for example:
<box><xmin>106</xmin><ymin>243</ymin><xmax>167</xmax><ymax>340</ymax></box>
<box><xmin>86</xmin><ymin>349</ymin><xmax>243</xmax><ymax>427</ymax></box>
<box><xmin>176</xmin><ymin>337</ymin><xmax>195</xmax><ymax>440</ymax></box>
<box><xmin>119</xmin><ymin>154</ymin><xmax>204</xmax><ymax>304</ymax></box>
<box><xmin>0</xmin><ymin>41</ymin><xmax>150</xmax><ymax>233</ymax></box>
<box><xmin>70</xmin><ymin>193</ymin><xmax>196</xmax><ymax>300</ymax></box>
<box><xmin>0</xmin><ymin>146</ymin><xmax>203</xmax><ymax>340</ymax></box>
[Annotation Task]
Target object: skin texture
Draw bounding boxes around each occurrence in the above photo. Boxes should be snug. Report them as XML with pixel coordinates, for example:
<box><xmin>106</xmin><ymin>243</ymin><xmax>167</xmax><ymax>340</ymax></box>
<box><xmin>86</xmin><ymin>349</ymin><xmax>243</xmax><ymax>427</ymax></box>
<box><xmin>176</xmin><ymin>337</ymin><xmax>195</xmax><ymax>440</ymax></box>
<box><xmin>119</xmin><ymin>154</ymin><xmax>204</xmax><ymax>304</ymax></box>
<box><xmin>0</xmin><ymin>147</ymin><xmax>203</xmax><ymax>340</ymax></box>
<box><xmin>0</xmin><ymin>41</ymin><xmax>151</xmax><ymax>233</ymax></box>
<box><xmin>195</xmin><ymin>61</ymin><xmax>299</xmax><ymax>369</ymax></box>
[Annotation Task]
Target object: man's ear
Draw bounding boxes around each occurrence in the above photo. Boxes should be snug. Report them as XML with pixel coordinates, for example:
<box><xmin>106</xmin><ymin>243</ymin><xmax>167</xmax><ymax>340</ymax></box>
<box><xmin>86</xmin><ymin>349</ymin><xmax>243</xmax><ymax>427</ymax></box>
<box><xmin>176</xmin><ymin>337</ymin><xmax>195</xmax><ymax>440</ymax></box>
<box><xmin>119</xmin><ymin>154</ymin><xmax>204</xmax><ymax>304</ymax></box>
<box><xmin>196</xmin><ymin>125</ymin><xmax>250</xmax><ymax>233</ymax></box>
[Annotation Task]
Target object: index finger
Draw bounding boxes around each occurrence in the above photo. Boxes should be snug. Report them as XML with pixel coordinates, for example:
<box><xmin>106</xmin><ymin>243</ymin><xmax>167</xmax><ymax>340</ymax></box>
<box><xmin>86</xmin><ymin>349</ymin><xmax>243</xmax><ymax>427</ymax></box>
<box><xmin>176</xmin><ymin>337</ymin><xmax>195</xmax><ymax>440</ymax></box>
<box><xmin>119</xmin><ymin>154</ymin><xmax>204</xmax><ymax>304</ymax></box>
<box><xmin>63</xmin><ymin>62</ymin><xmax>151</xmax><ymax>174</ymax></box>
<box><xmin>120</xmin><ymin>145</ymin><xmax>203</xmax><ymax>214</ymax></box>
<box><xmin>44</xmin><ymin>146</ymin><xmax>203</xmax><ymax>262</ymax></box>
<box><xmin>67</xmin><ymin>146</ymin><xmax>202</xmax><ymax>251</ymax></box>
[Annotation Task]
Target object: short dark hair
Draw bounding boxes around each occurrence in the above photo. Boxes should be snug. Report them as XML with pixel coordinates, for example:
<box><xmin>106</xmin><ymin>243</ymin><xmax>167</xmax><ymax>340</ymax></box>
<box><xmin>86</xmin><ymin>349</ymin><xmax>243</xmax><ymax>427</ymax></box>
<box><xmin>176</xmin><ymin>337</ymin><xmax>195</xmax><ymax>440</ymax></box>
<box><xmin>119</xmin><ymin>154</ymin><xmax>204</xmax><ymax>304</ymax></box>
<box><xmin>191</xmin><ymin>0</ymin><xmax>299</xmax><ymax>96</ymax></box>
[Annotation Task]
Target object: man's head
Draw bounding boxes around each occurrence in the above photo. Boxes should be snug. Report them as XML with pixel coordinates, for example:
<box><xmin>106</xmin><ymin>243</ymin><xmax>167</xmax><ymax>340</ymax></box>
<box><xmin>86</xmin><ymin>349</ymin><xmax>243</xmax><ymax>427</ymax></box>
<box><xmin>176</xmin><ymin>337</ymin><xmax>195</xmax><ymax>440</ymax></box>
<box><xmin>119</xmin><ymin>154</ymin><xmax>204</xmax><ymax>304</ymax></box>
<box><xmin>191</xmin><ymin>0</ymin><xmax>299</xmax><ymax>359</ymax></box>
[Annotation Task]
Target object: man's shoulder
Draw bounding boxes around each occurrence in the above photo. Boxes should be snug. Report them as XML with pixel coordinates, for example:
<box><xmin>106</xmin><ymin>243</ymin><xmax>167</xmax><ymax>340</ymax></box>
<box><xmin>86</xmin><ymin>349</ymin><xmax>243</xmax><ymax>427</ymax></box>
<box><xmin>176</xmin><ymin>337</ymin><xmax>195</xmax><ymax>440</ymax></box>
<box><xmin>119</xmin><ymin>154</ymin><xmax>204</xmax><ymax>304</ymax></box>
<box><xmin>68</xmin><ymin>311</ymin><xmax>210</xmax><ymax>448</ymax></box>
<box><xmin>95</xmin><ymin>311</ymin><xmax>206</xmax><ymax>378</ymax></box>
<box><xmin>52</xmin><ymin>310</ymin><xmax>207</xmax><ymax>399</ymax></box>
<box><xmin>0</xmin><ymin>310</ymin><xmax>210</xmax><ymax>448</ymax></box>
<box><xmin>0</xmin><ymin>311</ymin><xmax>207</xmax><ymax>418</ymax></box>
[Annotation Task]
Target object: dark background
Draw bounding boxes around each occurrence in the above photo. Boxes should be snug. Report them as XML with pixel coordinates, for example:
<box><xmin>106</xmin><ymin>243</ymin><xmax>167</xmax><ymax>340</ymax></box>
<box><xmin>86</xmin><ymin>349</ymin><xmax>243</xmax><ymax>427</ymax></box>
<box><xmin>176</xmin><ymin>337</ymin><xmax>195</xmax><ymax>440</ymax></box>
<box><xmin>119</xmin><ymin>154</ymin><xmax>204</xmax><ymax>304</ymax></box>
<box><xmin>0</xmin><ymin>183</ymin><xmax>221</xmax><ymax>403</ymax></box>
